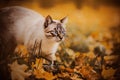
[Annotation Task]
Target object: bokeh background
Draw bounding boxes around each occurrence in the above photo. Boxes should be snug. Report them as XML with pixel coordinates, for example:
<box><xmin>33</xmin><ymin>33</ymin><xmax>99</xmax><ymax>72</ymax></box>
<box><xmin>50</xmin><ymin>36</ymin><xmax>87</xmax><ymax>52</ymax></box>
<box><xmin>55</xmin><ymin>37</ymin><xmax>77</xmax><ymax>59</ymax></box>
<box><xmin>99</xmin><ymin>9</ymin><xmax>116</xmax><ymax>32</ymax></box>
<box><xmin>0</xmin><ymin>0</ymin><xmax>120</xmax><ymax>80</ymax></box>
<box><xmin>0</xmin><ymin>0</ymin><xmax>119</xmax><ymax>32</ymax></box>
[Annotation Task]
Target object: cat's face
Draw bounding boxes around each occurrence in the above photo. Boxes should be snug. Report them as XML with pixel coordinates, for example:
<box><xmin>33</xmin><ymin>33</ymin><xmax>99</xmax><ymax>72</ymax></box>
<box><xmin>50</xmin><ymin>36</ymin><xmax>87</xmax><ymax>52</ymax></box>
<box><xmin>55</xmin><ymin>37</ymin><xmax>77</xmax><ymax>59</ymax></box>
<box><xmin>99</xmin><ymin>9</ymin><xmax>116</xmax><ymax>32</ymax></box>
<box><xmin>44</xmin><ymin>15</ymin><xmax>68</xmax><ymax>42</ymax></box>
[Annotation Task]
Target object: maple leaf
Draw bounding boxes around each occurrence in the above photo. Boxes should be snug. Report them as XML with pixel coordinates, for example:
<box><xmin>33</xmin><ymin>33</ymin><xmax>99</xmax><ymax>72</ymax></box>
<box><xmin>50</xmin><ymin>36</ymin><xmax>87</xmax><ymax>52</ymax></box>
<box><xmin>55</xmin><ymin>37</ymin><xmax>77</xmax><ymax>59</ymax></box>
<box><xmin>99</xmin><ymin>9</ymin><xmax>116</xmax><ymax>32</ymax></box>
<box><xmin>32</xmin><ymin>58</ymin><xmax>55</xmax><ymax>79</ymax></box>
<box><xmin>8</xmin><ymin>60</ymin><xmax>31</xmax><ymax>80</ymax></box>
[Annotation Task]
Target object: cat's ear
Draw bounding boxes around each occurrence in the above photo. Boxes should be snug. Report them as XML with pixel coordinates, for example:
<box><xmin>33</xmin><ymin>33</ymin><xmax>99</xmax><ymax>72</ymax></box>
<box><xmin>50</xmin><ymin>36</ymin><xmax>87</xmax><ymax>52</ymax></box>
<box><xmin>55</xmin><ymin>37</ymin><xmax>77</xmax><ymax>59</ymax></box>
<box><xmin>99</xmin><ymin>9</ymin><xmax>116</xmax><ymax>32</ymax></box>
<box><xmin>60</xmin><ymin>17</ymin><xmax>68</xmax><ymax>24</ymax></box>
<box><xmin>44</xmin><ymin>15</ymin><xmax>53</xmax><ymax>28</ymax></box>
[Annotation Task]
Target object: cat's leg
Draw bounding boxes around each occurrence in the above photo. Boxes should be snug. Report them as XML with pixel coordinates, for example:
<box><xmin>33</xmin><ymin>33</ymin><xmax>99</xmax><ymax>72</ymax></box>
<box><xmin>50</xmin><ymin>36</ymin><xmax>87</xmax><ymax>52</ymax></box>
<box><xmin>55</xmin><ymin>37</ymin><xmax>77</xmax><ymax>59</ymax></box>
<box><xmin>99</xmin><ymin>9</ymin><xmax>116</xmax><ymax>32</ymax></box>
<box><xmin>51</xmin><ymin>53</ymin><xmax>56</xmax><ymax>65</ymax></box>
<box><xmin>46</xmin><ymin>53</ymin><xmax>56</xmax><ymax>66</ymax></box>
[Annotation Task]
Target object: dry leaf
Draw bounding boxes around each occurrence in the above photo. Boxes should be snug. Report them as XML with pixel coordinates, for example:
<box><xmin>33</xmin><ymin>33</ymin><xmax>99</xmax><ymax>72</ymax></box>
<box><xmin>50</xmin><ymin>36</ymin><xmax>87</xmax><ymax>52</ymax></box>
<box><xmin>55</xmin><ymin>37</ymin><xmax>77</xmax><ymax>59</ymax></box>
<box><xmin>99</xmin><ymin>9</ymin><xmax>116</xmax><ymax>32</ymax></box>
<box><xmin>79</xmin><ymin>66</ymin><xmax>100</xmax><ymax>80</ymax></box>
<box><xmin>32</xmin><ymin>58</ymin><xmax>55</xmax><ymax>79</ymax></box>
<box><xmin>8</xmin><ymin>60</ymin><xmax>31</xmax><ymax>80</ymax></box>
<box><xmin>15</xmin><ymin>44</ymin><xmax>28</xmax><ymax>57</ymax></box>
<box><xmin>33</xmin><ymin>69</ymin><xmax>55</xmax><ymax>79</ymax></box>
<box><xmin>31</xmin><ymin>58</ymin><xmax>43</xmax><ymax>69</ymax></box>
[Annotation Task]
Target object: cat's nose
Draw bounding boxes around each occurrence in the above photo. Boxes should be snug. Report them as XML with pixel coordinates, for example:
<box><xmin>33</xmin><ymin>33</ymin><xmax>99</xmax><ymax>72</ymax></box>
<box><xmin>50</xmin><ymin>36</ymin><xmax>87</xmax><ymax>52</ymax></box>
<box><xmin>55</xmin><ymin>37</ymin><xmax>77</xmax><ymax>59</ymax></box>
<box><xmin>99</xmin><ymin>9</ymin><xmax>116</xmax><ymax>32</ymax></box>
<box><xmin>59</xmin><ymin>37</ymin><xmax>63</xmax><ymax>40</ymax></box>
<box><xmin>58</xmin><ymin>34</ymin><xmax>63</xmax><ymax>40</ymax></box>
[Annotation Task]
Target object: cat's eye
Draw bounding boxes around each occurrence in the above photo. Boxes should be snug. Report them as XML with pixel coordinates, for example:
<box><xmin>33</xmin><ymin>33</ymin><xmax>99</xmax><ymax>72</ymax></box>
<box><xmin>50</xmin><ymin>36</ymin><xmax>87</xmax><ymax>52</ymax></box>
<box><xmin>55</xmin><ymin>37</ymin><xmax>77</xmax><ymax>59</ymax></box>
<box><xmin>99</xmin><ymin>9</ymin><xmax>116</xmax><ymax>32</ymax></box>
<box><xmin>46</xmin><ymin>31</ymin><xmax>57</xmax><ymax>37</ymax></box>
<box><xmin>50</xmin><ymin>32</ymin><xmax>57</xmax><ymax>37</ymax></box>
<box><xmin>46</xmin><ymin>31</ymin><xmax>53</xmax><ymax>33</ymax></box>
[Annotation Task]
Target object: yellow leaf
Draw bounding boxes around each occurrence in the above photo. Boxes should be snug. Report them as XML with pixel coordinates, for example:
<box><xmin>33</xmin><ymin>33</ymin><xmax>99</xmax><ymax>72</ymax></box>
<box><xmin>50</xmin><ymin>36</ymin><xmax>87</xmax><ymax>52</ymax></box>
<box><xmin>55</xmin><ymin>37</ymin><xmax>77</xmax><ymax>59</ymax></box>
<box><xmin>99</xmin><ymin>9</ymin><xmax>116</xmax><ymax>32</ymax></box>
<box><xmin>32</xmin><ymin>58</ymin><xmax>55</xmax><ymax>79</ymax></box>
<box><xmin>31</xmin><ymin>58</ymin><xmax>43</xmax><ymax>69</ymax></box>
<box><xmin>15</xmin><ymin>44</ymin><xmax>28</xmax><ymax>57</ymax></box>
<box><xmin>33</xmin><ymin>69</ymin><xmax>55</xmax><ymax>79</ymax></box>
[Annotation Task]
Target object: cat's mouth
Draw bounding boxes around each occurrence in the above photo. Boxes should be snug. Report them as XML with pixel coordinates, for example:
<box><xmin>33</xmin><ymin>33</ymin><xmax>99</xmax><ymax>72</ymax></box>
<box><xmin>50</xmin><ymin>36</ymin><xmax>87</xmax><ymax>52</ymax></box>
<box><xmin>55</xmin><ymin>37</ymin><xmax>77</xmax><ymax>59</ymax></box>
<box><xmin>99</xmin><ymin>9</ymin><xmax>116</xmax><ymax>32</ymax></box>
<box><xmin>56</xmin><ymin>36</ymin><xmax>64</xmax><ymax>42</ymax></box>
<box><xmin>56</xmin><ymin>39</ymin><xmax>63</xmax><ymax>42</ymax></box>
<box><xmin>58</xmin><ymin>34</ymin><xmax>63</xmax><ymax>40</ymax></box>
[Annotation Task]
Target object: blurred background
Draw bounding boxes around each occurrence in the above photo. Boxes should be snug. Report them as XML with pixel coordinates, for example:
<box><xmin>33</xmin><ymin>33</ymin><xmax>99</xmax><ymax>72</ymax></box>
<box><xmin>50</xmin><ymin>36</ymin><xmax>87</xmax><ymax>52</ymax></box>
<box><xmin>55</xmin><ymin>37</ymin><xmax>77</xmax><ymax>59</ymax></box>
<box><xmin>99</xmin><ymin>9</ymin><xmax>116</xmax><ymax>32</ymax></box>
<box><xmin>0</xmin><ymin>0</ymin><xmax>119</xmax><ymax>32</ymax></box>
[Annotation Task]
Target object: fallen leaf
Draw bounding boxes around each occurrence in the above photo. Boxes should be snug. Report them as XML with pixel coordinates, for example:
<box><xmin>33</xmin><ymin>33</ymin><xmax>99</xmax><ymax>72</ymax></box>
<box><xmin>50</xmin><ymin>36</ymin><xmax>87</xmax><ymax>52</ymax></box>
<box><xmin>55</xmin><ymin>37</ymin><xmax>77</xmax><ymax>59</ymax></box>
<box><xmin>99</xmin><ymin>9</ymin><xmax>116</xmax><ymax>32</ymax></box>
<box><xmin>32</xmin><ymin>58</ymin><xmax>55</xmax><ymax>79</ymax></box>
<box><xmin>15</xmin><ymin>44</ymin><xmax>28</xmax><ymax>57</ymax></box>
<box><xmin>8</xmin><ymin>60</ymin><xmax>31</xmax><ymax>80</ymax></box>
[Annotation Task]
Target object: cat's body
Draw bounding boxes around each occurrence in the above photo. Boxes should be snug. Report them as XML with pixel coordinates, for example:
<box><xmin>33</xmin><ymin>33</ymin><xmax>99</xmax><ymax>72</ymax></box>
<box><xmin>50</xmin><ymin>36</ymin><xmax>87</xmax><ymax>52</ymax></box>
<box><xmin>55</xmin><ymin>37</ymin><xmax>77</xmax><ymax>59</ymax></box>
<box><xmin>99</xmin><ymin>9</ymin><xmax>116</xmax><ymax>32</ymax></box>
<box><xmin>0</xmin><ymin>6</ymin><xmax>67</xmax><ymax>61</ymax></box>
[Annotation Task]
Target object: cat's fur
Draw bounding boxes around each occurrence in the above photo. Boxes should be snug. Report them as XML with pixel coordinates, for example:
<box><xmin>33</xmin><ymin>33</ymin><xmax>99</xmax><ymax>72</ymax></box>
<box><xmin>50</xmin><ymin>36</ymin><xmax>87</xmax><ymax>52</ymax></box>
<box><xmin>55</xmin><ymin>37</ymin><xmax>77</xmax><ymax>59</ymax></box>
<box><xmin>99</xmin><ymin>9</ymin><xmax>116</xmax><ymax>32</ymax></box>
<box><xmin>0</xmin><ymin>6</ymin><xmax>68</xmax><ymax>61</ymax></box>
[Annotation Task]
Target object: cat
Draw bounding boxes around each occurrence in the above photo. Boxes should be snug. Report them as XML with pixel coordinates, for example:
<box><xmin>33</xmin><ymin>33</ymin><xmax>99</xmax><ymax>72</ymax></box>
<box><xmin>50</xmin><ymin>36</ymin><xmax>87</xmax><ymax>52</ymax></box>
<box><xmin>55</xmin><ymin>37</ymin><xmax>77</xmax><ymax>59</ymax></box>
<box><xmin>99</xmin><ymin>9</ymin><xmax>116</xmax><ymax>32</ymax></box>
<box><xmin>0</xmin><ymin>6</ymin><xmax>68</xmax><ymax>63</ymax></box>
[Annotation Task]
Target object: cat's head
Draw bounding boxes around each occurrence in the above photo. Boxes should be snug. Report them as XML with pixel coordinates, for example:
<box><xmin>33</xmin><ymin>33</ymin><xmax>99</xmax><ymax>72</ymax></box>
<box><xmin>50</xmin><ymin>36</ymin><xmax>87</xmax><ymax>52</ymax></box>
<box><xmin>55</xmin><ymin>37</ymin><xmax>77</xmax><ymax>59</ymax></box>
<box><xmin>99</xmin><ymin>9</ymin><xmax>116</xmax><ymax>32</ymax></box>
<box><xmin>44</xmin><ymin>15</ymin><xmax>68</xmax><ymax>42</ymax></box>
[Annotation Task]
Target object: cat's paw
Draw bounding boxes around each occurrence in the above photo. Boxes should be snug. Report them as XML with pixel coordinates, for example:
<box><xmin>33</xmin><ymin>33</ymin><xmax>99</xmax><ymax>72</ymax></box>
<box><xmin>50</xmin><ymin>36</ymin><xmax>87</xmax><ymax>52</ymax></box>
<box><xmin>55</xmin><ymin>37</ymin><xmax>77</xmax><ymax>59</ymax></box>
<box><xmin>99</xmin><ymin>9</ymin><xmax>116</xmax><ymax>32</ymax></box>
<box><xmin>49</xmin><ymin>60</ymin><xmax>58</xmax><ymax>70</ymax></box>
